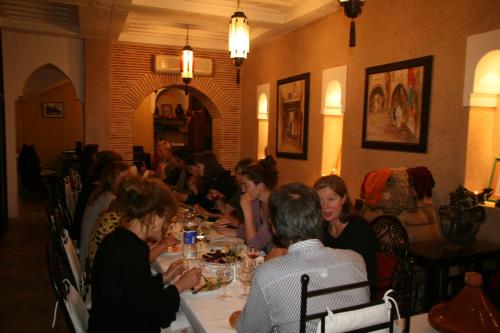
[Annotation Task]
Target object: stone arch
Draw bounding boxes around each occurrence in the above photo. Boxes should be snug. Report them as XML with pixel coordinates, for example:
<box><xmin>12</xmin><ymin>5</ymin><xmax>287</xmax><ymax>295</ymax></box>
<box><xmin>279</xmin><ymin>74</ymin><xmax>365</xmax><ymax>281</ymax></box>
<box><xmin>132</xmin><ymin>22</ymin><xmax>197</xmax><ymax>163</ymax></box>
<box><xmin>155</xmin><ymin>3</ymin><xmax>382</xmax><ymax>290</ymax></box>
<box><xmin>112</xmin><ymin>74</ymin><xmax>239</xmax><ymax>168</ymax></box>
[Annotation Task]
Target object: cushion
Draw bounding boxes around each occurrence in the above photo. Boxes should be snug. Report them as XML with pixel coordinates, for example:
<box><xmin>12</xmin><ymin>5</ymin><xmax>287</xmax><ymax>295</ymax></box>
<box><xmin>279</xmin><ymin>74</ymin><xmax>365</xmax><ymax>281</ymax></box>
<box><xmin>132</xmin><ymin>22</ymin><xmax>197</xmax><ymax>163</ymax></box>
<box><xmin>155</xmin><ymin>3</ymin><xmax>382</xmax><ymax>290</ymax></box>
<box><xmin>376</xmin><ymin>252</ymin><xmax>397</xmax><ymax>300</ymax></box>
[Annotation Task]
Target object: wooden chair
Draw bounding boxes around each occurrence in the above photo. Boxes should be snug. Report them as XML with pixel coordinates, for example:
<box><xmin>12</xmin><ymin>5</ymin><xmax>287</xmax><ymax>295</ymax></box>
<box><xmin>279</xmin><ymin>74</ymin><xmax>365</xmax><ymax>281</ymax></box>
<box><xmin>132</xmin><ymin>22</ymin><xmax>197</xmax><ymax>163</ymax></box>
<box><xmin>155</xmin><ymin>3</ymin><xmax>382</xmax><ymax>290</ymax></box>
<box><xmin>299</xmin><ymin>258</ymin><xmax>414</xmax><ymax>333</ymax></box>
<box><xmin>47</xmin><ymin>233</ymin><xmax>89</xmax><ymax>333</ymax></box>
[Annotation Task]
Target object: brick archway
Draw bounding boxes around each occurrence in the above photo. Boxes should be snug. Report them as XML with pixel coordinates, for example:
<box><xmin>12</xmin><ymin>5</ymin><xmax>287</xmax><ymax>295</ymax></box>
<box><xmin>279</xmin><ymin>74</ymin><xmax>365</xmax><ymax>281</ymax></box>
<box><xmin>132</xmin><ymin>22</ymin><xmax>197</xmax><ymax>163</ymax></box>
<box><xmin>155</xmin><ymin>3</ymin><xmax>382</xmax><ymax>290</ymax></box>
<box><xmin>110</xmin><ymin>73</ymin><xmax>240</xmax><ymax>169</ymax></box>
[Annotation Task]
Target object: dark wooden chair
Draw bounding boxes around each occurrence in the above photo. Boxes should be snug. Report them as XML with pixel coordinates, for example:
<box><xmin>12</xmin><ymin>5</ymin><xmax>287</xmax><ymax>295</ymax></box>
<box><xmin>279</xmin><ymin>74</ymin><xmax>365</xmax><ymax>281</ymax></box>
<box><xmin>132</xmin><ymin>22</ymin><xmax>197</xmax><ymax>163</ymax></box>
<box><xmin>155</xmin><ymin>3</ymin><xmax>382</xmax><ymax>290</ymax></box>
<box><xmin>299</xmin><ymin>258</ymin><xmax>414</xmax><ymax>333</ymax></box>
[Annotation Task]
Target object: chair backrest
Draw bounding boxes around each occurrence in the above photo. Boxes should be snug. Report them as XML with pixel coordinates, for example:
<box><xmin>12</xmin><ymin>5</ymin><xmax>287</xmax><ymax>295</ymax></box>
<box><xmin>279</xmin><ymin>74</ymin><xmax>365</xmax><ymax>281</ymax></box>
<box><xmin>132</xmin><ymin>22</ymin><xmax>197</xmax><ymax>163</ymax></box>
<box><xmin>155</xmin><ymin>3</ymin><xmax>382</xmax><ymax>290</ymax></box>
<box><xmin>47</xmin><ymin>234</ymin><xmax>89</xmax><ymax>333</ymax></box>
<box><xmin>370</xmin><ymin>215</ymin><xmax>410</xmax><ymax>301</ymax></box>
<box><xmin>61</xmin><ymin>229</ymin><xmax>85</xmax><ymax>294</ymax></box>
<box><xmin>370</xmin><ymin>214</ymin><xmax>409</xmax><ymax>256</ymax></box>
<box><xmin>300</xmin><ymin>258</ymin><xmax>414</xmax><ymax>333</ymax></box>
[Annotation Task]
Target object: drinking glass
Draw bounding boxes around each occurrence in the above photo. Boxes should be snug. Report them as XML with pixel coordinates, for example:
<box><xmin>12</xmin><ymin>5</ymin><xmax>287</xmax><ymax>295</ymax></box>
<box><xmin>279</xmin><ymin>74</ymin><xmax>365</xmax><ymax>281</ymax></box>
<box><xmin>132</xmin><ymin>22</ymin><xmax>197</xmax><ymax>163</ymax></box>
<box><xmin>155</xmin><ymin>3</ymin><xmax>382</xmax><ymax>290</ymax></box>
<box><xmin>217</xmin><ymin>265</ymin><xmax>234</xmax><ymax>299</ymax></box>
<box><xmin>247</xmin><ymin>247</ymin><xmax>260</xmax><ymax>261</ymax></box>
<box><xmin>237</xmin><ymin>259</ymin><xmax>255</xmax><ymax>298</ymax></box>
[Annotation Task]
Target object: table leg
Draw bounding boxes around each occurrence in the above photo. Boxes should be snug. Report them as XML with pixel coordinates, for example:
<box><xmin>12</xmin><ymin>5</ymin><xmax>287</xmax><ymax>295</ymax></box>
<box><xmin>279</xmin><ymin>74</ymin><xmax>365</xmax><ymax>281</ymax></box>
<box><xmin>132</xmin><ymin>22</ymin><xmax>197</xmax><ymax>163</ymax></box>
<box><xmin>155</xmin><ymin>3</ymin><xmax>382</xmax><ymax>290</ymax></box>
<box><xmin>423</xmin><ymin>266</ymin><xmax>439</xmax><ymax>311</ymax></box>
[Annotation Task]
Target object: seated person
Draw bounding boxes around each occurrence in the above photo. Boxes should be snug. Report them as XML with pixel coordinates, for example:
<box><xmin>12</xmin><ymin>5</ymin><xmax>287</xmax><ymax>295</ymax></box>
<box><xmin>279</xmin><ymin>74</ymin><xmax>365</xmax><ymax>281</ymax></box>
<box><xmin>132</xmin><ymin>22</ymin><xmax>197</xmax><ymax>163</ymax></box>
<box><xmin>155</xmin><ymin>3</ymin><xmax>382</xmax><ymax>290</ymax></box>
<box><xmin>214</xmin><ymin>158</ymin><xmax>255</xmax><ymax>224</ymax></box>
<box><xmin>89</xmin><ymin>176</ymin><xmax>201</xmax><ymax>333</ymax></box>
<box><xmin>215</xmin><ymin>156</ymin><xmax>276</xmax><ymax>253</ymax></box>
<box><xmin>79</xmin><ymin>161</ymin><xmax>130</xmax><ymax>272</ymax></box>
<box><xmin>174</xmin><ymin>152</ymin><xmax>200</xmax><ymax>200</ymax></box>
<box><xmin>186</xmin><ymin>151</ymin><xmax>238</xmax><ymax>216</ymax></box>
<box><xmin>314</xmin><ymin>175</ymin><xmax>378</xmax><ymax>289</ymax></box>
<box><xmin>237</xmin><ymin>183</ymin><xmax>369</xmax><ymax>333</ymax></box>
<box><xmin>88</xmin><ymin>188</ymin><xmax>178</xmax><ymax>270</ymax></box>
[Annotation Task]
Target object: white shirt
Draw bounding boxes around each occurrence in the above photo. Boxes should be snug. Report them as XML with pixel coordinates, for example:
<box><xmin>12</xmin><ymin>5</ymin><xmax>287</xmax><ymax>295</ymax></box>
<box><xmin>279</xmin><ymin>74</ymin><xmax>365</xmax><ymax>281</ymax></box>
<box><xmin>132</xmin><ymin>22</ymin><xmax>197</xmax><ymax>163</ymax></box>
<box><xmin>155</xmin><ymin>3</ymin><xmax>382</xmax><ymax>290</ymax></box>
<box><xmin>237</xmin><ymin>239</ymin><xmax>369</xmax><ymax>333</ymax></box>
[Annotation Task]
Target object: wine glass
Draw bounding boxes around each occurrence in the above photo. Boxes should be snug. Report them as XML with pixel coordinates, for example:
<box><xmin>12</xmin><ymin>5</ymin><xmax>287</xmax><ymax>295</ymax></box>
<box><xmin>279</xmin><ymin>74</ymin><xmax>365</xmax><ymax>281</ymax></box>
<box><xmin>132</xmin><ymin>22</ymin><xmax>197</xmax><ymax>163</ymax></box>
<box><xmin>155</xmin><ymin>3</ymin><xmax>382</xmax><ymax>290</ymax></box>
<box><xmin>217</xmin><ymin>265</ymin><xmax>234</xmax><ymax>299</ymax></box>
<box><xmin>237</xmin><ymin>259</ymin><xmax>255</xmax><ymax>298</ymax></box>
<box><xmin>247</xmin><ymin>247</ymin><xmax>260</xmax><ymax>262</ymax></box>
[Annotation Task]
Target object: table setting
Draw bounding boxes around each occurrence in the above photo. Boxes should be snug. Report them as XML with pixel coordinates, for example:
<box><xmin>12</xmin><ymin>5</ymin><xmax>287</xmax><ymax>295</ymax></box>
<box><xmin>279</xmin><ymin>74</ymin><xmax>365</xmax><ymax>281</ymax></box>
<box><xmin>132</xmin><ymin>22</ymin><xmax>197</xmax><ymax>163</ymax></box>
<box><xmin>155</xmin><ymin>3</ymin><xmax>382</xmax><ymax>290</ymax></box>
<box><xmin>155</xmin><ymin>208</ymin><xmax>264</xmax><ymax>333</ymax></box>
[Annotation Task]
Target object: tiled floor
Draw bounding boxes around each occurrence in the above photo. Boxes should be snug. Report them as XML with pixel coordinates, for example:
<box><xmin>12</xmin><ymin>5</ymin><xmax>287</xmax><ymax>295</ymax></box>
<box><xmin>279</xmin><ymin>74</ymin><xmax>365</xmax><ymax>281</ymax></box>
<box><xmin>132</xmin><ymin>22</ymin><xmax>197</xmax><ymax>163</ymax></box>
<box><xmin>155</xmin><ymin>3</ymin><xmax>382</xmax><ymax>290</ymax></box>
<box><xmin>0</xmin><ymin>191</ymin><xmax>69</xmax><ymax>333</ymax></box>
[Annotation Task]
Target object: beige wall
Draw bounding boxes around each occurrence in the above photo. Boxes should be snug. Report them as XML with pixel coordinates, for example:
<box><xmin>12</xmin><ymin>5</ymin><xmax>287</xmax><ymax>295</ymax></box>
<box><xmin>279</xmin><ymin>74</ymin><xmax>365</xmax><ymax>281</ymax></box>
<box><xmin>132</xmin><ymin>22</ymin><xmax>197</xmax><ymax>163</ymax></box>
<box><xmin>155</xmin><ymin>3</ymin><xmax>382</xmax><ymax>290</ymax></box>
<box><xmin>132</xmin><ymin>95</ymin><xmax>154</xmax><ymax>157</ymax></box>
<box><xmin>16</xmin><ymin>82</ymin><xmax>83</xmax><ymax>169</ymax></box>
<box><xmin>3</xmin><ymin>31</ymin><xmax>84</xmax><ymax>218</ymax></box>
<box><xmin>241</xmin><ymin>0</ymin><xmax>500</xmax><ymax>206</ymax></box>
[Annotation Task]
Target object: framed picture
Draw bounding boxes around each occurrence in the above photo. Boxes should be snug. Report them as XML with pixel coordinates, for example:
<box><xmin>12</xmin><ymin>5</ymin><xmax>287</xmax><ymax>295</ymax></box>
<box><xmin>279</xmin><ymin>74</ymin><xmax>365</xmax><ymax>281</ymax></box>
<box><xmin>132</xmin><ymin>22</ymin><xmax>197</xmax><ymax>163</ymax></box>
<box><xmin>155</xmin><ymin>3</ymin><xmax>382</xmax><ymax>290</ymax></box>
<box><xmin>488</xmin><ymin>157</ymin><xmax>500</xmax><ymax>201</ymax></box>
<box><xmin>276</xmin><ymin>72</ymin><xmax>310</xmax><ymax>160</ymax></box>
<box><xmin>362</xmin><ymin>56</ymin><xmax>433</xmax><ymax>153</ymax></box>
<box><xmin>160</xmin><ymin>104</ymin><xmax>174</xmax><ymax>118</ymax></box>
<box><xmin>42</xmin><ymin>102</ymin><xmax>64</xmax><ymax>118</ymax></box>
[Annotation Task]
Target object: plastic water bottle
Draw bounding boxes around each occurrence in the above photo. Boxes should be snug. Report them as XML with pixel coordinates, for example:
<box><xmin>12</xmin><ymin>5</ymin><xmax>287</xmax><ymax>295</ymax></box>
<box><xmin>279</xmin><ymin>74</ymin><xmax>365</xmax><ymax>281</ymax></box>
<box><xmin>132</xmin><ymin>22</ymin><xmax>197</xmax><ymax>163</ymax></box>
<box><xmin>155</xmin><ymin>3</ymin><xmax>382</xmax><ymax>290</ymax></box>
<box><xmin>183</xmin><ymin>230</ymin><xmax>197</xmax><ymax>259</ymax></box>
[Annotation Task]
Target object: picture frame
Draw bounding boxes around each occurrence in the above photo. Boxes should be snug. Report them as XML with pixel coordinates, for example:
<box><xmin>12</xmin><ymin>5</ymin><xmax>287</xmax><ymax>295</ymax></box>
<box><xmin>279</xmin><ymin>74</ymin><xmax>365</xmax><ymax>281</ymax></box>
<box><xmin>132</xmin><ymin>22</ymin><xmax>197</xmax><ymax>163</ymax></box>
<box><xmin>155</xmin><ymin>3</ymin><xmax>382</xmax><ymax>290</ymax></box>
<box><xmin>488</xmin><ymin>157</ymin><xmax>500</xmax><ymax>201</ymax></box>
<box><xmin>276</xmin><ymin>73</ymin><xmax>310</xmax><ymax>160</ymax></box>
<box><xmin>42</xmin><ymin>102</ymin><xmax>64</xmax><ymax>118</ymax></box>
<box><xmin>362</xmin><ymin>56</ymin><xmax>433</xmax><ymax>153</ymax></box>
<box><xmin>160</xmin><ymin>104</ymin><xmax>175</xmax><ymax>118</ymax></box>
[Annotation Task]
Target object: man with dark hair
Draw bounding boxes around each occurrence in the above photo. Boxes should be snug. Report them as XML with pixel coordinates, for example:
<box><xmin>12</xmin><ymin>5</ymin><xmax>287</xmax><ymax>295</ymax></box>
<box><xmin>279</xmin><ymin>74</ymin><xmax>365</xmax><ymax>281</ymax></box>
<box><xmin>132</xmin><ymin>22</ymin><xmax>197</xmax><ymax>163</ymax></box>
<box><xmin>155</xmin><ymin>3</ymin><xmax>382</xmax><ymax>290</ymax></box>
<box><xmin>237</xmin><ymin>182</ymin><xmax>369</xmax><ymax>333</ymax></box>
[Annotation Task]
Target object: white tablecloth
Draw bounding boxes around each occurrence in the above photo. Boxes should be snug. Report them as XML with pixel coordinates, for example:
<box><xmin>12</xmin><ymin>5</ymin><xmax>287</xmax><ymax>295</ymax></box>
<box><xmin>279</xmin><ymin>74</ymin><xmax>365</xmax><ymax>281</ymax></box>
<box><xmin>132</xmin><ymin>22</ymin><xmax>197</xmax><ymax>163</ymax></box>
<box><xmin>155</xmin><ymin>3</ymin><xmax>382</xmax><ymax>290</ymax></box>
<box><xmin>156</xmin><ymin>236</ymin><xmax>437</xmax><ymax>333</ymax></box>
<box><xmin>155</xmin><ymin>238</ymin><xmax>246</xmax><ymax>333</ymax></box>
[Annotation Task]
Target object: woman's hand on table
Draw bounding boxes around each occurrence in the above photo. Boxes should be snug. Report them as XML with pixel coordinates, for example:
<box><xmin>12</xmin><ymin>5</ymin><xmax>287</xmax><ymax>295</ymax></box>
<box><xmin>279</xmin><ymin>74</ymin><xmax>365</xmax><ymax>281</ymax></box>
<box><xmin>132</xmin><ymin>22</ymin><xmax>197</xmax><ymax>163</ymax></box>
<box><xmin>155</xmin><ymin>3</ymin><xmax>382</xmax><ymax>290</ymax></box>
<box><xmin>163</xmin><ymin>259</ymin><xmax>187</xmax><ymax>284</ymax></box>
<box><xmin>213</xmin><ymin>219</ymin><xmax>237</xmax><ymax>237</ymax></box>
<box><xmin>174</xmin><ymin>268</ymin><xmax>202</xmax><ymax>293</ymax></box>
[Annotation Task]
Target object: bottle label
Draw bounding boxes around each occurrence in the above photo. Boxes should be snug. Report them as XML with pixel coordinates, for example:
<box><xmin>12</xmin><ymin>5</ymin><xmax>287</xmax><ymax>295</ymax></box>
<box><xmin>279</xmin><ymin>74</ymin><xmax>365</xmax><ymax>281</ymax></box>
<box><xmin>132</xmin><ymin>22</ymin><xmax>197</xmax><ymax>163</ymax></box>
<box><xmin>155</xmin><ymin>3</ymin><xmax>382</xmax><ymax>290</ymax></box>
<box><xmin>183</xmin><ymin>230</ymin><xmax>197</xmax><ymax>245</ymax></box>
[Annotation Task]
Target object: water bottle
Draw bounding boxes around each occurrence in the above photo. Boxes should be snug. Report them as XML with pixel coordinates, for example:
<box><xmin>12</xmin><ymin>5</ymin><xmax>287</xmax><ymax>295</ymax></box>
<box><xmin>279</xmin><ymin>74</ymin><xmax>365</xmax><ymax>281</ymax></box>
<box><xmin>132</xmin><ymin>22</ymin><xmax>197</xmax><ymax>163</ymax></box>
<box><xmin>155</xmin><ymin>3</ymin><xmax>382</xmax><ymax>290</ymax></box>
<box><xmin>183</xmin><ymin>230</ymin><xmax>198</xmax><ymax>259</ymax></box>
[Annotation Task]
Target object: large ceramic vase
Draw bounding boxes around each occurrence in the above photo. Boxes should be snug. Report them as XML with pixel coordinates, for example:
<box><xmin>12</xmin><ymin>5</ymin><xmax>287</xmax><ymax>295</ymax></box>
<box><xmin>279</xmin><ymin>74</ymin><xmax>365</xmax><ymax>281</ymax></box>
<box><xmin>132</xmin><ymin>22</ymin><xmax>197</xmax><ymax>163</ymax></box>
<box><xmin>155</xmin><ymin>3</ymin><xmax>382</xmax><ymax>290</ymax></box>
<box><xmin>438</xmin><ymin>205</ymin><xmax>486</xmax><ymax>249</ymax></box>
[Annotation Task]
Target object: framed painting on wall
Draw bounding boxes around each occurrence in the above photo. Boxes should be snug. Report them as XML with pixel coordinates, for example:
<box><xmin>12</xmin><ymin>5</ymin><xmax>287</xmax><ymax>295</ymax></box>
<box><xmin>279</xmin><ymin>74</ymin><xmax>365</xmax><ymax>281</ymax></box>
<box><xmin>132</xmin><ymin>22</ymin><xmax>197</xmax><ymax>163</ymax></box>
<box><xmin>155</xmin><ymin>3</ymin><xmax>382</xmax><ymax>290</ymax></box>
<box><xmin>362</xmin><ymin>55</ymin><xmax>433</xmax><ymax>153</ymax></box>
<box><xmin>276</xmin><ymin>72</ymin><xmax>310</xmax><ymax>160</ymax></box>
<box><xmin>488</xmin><ymin>157</ymin><xmax>500</xmax><ymax>201</ymax></box>
<box><xmin>42</xmin><ymin>102</ymin><xmax>64</xmax><ymax>118</ymax></box>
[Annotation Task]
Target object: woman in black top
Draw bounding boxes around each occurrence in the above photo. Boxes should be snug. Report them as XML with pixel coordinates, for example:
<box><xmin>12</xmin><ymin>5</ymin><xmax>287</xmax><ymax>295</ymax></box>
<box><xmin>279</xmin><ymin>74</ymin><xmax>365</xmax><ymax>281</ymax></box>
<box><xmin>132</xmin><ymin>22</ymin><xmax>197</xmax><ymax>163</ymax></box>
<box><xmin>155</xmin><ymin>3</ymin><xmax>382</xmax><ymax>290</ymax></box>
<box><xmin>314</xmin><ymin>175</ymin><xmax>378</xmax><ymax>290</ymax></box>
<box><xmin>89</xmin><ymin>176</ymin><xmax>201</xmax><ymax>333</ymax></box>
<box><xmin>190</xmin><ymin>151</ymin><xmax>238</xmax><ymax>215</ymax></box>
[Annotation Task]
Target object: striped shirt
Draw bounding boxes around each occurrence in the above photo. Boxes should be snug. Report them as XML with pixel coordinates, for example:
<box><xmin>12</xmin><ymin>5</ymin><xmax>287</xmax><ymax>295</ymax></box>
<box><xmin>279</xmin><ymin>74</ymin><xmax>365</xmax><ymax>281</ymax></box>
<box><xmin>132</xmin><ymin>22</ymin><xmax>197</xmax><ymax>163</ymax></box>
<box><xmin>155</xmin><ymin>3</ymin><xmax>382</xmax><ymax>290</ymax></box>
<box><xmin>237</xmin><ymin>239</ymin><xmax>369</xmax><ymax>333</ymax></box>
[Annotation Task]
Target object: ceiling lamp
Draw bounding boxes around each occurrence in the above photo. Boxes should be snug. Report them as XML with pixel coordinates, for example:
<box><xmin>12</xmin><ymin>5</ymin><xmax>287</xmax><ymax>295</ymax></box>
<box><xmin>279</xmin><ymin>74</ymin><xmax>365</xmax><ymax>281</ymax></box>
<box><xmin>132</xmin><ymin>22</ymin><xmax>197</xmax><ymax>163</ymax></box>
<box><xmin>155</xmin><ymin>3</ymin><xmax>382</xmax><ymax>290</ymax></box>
<box><xmin>180</xmin><ymin>28</ymin><xmax>193</xmax><ymax>95</ymax></box>
<box><xmin>228</xmin><ymin>0</ymin><xmax>249</xmax><ymax>84</ymax></box>
<box><xmin>339</xmin><ymin>0</ymin><xmax>365</xmax><ymax>47</ymax></box>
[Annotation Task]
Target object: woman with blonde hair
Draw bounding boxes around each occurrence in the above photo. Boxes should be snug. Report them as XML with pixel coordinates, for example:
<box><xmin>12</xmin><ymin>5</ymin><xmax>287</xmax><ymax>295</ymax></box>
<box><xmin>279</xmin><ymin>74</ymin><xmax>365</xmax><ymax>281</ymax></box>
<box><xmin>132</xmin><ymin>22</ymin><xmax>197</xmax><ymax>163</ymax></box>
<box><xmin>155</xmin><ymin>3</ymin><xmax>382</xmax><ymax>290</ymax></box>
<box><xmin>88</xmin><ymin>176</ymin><xmax>201</xmax><ymax>333</ymax></box>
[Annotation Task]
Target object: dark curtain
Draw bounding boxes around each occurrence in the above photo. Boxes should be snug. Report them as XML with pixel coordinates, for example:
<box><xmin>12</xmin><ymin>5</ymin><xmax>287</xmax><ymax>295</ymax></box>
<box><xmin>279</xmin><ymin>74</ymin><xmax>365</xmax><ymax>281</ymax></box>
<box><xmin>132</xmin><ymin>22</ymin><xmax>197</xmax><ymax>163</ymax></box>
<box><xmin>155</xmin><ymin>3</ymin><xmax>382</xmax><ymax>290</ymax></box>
<box><xmin>0</xmin><ymin>31</ymin><xmax>8</xmax><ymax>238</ymax></box>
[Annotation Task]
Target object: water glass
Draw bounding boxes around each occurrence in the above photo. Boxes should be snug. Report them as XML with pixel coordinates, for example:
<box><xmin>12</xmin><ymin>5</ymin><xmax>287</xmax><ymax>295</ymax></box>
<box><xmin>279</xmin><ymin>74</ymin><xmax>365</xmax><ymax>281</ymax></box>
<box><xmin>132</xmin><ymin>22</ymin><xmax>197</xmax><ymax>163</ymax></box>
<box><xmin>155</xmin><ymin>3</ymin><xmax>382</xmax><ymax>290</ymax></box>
<box><xmin>217</xmin><ymin>265</ymin><xmax>234</xmax><ymax>299</ymax></box>
<box><xmin>237</xmin><ymin>259</ymin><xmax>255</xmax><ymax>298</ymax></box>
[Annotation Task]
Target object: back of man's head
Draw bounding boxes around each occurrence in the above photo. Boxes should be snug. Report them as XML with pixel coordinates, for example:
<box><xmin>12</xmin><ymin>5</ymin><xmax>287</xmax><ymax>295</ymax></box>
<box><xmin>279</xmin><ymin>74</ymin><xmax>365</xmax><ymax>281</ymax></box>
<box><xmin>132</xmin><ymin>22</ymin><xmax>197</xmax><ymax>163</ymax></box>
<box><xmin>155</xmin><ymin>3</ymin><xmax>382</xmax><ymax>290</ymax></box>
<box><xmin>269</xmin><ymin>182</ymin><xmax>322</xmax><ymax>247</ymax></box>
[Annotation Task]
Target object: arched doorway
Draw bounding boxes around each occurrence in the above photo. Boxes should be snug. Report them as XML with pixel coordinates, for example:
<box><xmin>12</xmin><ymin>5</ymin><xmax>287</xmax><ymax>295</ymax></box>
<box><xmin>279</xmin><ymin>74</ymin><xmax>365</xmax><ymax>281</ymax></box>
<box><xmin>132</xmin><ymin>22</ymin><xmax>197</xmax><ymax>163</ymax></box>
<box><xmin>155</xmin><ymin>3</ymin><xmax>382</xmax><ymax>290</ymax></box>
<box><xmin>16</xmin><ymin>63</ymin><xmax>83</xmax><ymax>193</ymax></box>
<box><xmin>132</xmin><ymin>85</ymin><xmax>218</xmax><ymax>167</ymax></box>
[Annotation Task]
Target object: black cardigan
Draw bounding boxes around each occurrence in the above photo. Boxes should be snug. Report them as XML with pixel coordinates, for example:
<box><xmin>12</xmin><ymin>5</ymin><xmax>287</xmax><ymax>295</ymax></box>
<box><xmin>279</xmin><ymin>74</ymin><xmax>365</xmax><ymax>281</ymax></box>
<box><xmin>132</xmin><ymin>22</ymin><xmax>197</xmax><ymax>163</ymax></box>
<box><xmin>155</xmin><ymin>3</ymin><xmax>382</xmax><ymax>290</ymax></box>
<box><xmin>88</xmin><ymin>228</ymin><xmax>180</xmax><ymax>333</ymax></box>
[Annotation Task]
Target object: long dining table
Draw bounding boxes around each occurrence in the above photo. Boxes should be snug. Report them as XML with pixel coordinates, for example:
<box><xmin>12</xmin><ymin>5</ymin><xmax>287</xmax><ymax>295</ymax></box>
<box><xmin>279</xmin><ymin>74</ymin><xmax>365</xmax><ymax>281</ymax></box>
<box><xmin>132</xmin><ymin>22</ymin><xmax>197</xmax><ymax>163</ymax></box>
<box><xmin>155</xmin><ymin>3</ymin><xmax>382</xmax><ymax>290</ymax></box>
<box><xmin>154</xmin><ymin>226</ymin><xmax>438</xmax><ymax>333</ymax></box>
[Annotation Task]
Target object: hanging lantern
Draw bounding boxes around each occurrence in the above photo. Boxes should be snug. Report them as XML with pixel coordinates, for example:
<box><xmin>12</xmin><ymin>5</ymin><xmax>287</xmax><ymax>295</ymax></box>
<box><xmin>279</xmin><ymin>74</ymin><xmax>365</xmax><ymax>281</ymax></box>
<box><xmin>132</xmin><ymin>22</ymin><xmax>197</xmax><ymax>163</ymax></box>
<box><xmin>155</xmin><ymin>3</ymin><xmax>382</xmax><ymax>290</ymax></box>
<box><xmin>339</xmin><ymin>0</ymin><xmax>365</xmax><ymax>47</ymax></box>
<box><xmin>180</xmin><ymin>28</ymin><xmax>193</xmax><ymax>95</ymax></box>
<box><xmin>228</xmin><ymin>0</ymin><xmax>249</xmax><ymax>84</ymax></box>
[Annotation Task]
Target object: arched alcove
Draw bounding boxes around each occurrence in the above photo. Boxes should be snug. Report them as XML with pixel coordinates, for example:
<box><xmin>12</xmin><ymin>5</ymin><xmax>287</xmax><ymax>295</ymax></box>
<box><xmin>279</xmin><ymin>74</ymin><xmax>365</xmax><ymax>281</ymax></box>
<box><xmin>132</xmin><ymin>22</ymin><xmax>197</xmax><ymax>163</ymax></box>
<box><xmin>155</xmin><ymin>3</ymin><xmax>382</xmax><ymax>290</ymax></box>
<box><xmin>17</xmin><ymin>63</ymin><xmax>82</xmax><ymax>171</ymax></box>
<box><xmin>321</xmin><ymin>66</ymin><xmax>346</xmax><ymax>175</ymax></box>
<box><xmin>464</xmin><ymin>39</ymin><xmax>500</xmax><ymax>192</ymax></box>
<box><xmin>257</xmin><ymin>84</ymin><xmax>270</xmax><ymax>159</ymax></box>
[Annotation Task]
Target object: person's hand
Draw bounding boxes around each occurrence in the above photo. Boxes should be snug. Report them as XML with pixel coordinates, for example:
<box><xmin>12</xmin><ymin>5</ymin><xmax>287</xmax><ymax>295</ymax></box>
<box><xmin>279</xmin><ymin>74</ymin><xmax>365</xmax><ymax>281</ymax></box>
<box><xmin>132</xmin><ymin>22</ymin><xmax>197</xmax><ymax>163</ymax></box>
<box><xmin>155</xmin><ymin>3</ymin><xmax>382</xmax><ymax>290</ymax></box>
<box><xmin>240</xmin><ymin>193</ymin><xmax>252</xmax><ymax>214</ymax></box>
<box><xmin>265</xmin><ymin>247</ymin><xmax>287</xmax><ymax>261</ymax></box>
<box><xmin>213</xmin><ymin>218</ymin><xmax>237</xmax><ymax>237</ymax></box>
<box><xmin>214</xmin><ymin>218</ymin><xmax>229</xmax><ymax>232</ymax></box>
<box><xmin>159</xmin><ymin>234</ymin><xmax>179</xmax><ymax>250</ymax></box>
<box><xmin>163</xmin><ymin>259</ymin><xmax>187</xmax><ymax>284</ymax></box>
<box><xmin>174</xmin><ymin>268</ymin><xmax>202</xmax><ymax>292</ymax></box>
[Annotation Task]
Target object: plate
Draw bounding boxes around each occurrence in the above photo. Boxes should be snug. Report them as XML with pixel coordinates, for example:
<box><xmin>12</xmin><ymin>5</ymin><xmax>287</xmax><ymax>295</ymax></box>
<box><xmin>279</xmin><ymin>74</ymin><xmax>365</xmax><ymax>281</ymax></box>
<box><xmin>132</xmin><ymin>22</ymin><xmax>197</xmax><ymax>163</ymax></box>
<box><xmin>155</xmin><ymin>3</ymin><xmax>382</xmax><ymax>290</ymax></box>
<box><xmin>191</xmin><ymin>276</ymin><xmax>221</xmax><ymax>294</ymax></box>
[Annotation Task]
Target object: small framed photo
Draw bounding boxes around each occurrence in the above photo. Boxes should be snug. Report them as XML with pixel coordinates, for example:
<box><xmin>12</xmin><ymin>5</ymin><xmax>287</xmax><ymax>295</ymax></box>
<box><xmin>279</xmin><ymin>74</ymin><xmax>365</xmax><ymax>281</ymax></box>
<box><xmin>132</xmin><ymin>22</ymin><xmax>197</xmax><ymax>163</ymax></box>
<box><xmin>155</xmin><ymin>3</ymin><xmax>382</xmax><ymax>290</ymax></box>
<box><xmin>42</xmin><ymin>102</ymin><xmax>64</xmax><ymax>118</ymax></box>
<box><xmin>488</xmin><ymin>157</ymin><xmax>500</xmax><ymax>201</ymax></box>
